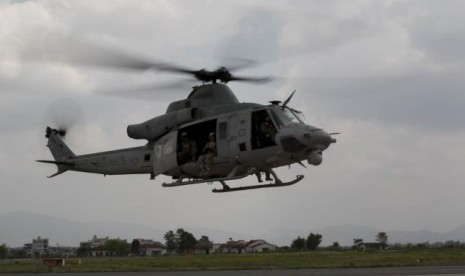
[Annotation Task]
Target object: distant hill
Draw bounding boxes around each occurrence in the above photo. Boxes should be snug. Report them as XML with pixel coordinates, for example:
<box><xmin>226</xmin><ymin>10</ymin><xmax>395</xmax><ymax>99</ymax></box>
<box><xmin>261</xmin><ymin>225</ymin><xmax>380</xmax><ymax>246</ymax></box>
<box><xmin>1</xmin><ymin>212</ymin><xmax>464</xmax><ymax>247</ymax></box>
<box><xmin>0</xmin><ymin>211</ymin><xmax>245</xmax><ymax>247</ymax></box>
<box><xmin>261</xmin><ymin>224</ymin><xmax>465</xmax><ymax>246</ymax></box>
<box><xmin>0</xmin><ymin>211</ymin><xmax>165</xmax><ymax>247</ymax></box>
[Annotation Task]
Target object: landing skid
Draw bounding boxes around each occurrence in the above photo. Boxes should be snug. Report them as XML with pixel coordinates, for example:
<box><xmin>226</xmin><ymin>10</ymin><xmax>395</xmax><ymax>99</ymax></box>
<box><xmin>162</xmin><ymin>166</ymin><xmax>256</xmax><ymax>188</ymax></box>
<box><xmin>212</xmin><ymin>175</ymin><xmax>304</xmax><ymax>193</ymax></box>
<box><xmin>162</xmin><ymin>166</ymin><xmax>304</xmax><ymax>193</ymax></box>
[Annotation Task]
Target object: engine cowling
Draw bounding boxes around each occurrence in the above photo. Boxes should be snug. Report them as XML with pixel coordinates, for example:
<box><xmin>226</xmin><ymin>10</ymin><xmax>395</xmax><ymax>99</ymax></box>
<box><xmin>127</xmin><ymin>108</ymin><xmax>197</xmax><ymax>140</ymax></box>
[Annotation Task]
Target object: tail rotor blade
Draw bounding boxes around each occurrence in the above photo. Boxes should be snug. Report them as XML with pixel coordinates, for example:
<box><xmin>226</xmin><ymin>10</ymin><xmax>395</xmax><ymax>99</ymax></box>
<box><xmin>45</xmin><ymin>97</ymin><xmax>84</xmax><ymax>135</ymax></box>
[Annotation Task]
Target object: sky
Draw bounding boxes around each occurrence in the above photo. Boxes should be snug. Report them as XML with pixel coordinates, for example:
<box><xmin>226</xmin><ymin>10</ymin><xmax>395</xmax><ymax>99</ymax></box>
<box><xmin>1</xmin><ymin>0</ymin><xmax>465</xmax><ymax>244</ymax></box>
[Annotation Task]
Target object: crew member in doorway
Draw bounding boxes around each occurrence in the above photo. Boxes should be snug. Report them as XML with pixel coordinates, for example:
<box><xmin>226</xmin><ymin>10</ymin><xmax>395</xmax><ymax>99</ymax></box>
<box><xmin>260</xmin><ymin>115</ymin><xmax>277</xmax><ymax>146</ymax></box>
<box><xmin>177</xmin><ymin>132</ymin><xmax>197</xmax><ymax>164</ymax></box>
<box><xmin>198</xmin><ymin>131</ymin><xmax>217</xmax><ymax>175</ymax></box>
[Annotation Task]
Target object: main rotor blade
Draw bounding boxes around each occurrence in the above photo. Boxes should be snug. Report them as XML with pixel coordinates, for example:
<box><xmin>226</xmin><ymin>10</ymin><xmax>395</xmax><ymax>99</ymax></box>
<box><xmin>26</xmin><ymin>33</ymin><xmax>198</xmax><ymax>74</ymax></box>
<box><xmin>221</xmin><ymin>57</ymin><xmax>258</xmax><ymax>71</ymax></box>
<box><xmin>229</xmin><ymin>75</ymin><xmax>273</xmax><ymax>84</ymax></box>
<box><xmin>24</xmin><ymin>33</ymin><xmax>273</xmax><ymax>85</ymax></box>
<box><xmin>95</xmin><ymin>79</ymin><xmax>195</xmax><ymax>101</ymax></box>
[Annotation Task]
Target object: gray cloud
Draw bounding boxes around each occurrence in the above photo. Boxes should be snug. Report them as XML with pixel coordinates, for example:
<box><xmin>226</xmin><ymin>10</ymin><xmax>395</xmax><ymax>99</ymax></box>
<box><xmin>400</xmin><ymin>1</ymin><xmax>465</xmax><ymax>64</ymax></box>
<box><xmin>292</xmin><ymin>72</ymin><xmax>465</xmax><ymax>131</ymax></box>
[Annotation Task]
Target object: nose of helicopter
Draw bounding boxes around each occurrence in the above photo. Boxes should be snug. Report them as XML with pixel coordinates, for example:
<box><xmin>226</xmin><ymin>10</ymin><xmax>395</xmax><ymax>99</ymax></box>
<box><xmin>303</xmin><ymin>128</ymin><xmax>336</xmax><ymax>148</ymax></box>
<box><xmin>301</xmin><ymin>128</ymin><xmax>336</xmax><ymax>166</ymax></box>
<box><xmin>278</xmin><ymin>125</ymin><xmax>336</xmax><ymax>154</ymax></box>
<box><xmin>319</xmin><ymin>129</ymin><xmax>337</xmax><ymax>146</ymax></box>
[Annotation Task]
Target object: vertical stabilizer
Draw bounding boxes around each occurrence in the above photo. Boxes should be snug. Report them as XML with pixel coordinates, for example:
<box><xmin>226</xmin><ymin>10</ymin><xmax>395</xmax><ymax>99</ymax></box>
<box><xmin>37</xmin><ymin>127</ymin><xmax>75</xmax><ymax>177</ymax></box>
<box><xmin>45</xmin><ymin>126</ymin><xmax>75</xmax><ymax>161</ymax></box>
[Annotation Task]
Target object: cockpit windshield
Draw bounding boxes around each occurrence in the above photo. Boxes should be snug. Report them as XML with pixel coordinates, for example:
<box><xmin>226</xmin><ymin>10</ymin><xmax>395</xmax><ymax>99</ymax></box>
<box><xmin>270</xmin><ymin>107</ymin><xmax>304</xmax><ymax>128</ymax></box>
<box><xmin>283</xmin><ymin>108</ymin><xmax>304</xmax><ymax>124</ymax></box>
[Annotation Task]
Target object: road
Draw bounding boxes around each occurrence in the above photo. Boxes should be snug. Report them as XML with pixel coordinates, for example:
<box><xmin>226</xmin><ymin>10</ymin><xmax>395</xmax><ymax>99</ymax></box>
<box><xmin>2</xmin><ymin>266</ymin><xmax>465</xmax><ymax>275</ymax></box>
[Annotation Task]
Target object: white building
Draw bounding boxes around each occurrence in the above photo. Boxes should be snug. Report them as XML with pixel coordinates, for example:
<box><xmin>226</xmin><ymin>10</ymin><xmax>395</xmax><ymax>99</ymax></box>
<box><xmin>137</xmin><ymin>239</ymin><xmax>166</xmax><ymax>256</ymax></box>
<box><xmin>80</xmin><ymin>235</ymin><xmax>111</xmax><ymax>257</ymax></box>
<box><xmin>215</xmin><ymin>239</ymin><xmax>247</xmax><ymax>254</ymax></box>
<box><xmin>215</xmin><ymin>239</ymin><xmax>278</xmax><ymax>254</ymax></box>
<box><xmin>80</xmin><ymin>235</ymin><xmax>109</xmax><ymax>248</ymax></box>
<box><xmin>24</xmin><ymin>236</ymin><xmax>49</xmax><ymax>256</ymax></box>
<box><xmin>244</xmin><ymin>240</ymin><xmax>278</xmax><ymax>253</ymax></box>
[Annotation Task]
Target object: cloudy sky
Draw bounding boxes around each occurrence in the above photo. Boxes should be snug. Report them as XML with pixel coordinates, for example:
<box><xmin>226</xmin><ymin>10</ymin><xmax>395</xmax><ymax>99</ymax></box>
<box><xmin>1</xmin><ymin>0</ymin><xmax>465</xmax><ymax>244</ymax></box>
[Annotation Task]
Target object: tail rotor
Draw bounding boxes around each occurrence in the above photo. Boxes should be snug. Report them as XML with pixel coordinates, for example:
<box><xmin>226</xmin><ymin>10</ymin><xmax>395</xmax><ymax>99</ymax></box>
<box><xmin>45</xmin><ymin>97</ymin><xmax>84</xmax><ymax>138</ymax></box>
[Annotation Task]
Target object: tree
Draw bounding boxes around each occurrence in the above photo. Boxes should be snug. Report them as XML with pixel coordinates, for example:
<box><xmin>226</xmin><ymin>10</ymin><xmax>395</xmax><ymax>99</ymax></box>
<box><xmin>104</xmin><ymin>239</ymin><xmax>119</xmax><ymax>255</ymax></box>
<box><xmin>0</xmin><ymin>244</ymin><xmax>7</xmax><ymax>259</ymax></box>
<box><xmin>198</xmin><ymin>235</ymin><xmax>211</xmax><ymax>245</ymax></box>
<box><xmin>104</xmin><ymin>239</ymin><xmax>129</xmax><ymax>256</ymax></box>
<box><xmin>306</xmin><ymin>233</ymin><xmax>322</xmax><ymax>250</ymax></box>
<box><xmin>131</xmin><ymin>239</ymin><xmax>141</xmax><ymax>255</ymax></box>
<box><xmin>376</xmin><ymin>232</ymin><xmax>388</xmax><ymax>244</ymax></box>
<box><xmin>176</xmin><ymin>228</ymin><xmax>197</xmax><ymax>253</ymax></box>
<box><xmin>164</xmin><ymin>230</ymin><xmax>177</xmax><ymax>254</ymax></box>
<box><xmin>330</xmin><ymin>242</ymin><xmax>340</xmax><ymax>250</ymax></box>
<box><xmin>164</xmin><ymin>228</ymin><xmax>198</xmax><ymax>254</ymax></box>
<box><xmin>353</xmin><ymin>239</ymin><xmax>363</xmax><ymax>250</ymax></box>
<box><xmin>117</xmin><ymin>240</ymin><xmax>130</xmax><ymax>256</ymax></box>
<box><xmin>291</xmin><ymin>236</ymin><xmax>306</xmax><ymax>251</ymax></box>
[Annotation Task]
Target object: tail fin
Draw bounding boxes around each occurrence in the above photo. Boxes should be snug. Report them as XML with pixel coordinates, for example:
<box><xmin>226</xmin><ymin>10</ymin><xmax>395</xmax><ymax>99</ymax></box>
<box><xmin>37</xmin><ymin>127</ymin><xmax>75</xmax><ymax>178</ymax></box>
<box><xmin>45</xmin><ymin>127</ymin><xmax>75</xmax><ymax>161</ymax></box>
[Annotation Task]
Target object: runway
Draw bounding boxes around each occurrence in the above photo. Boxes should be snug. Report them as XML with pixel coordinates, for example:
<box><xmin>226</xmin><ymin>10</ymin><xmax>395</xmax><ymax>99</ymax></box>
<box><xmin>2</xmin><ymin>266</ymin><xmax>465</xmax><ymax>276</ymax></box>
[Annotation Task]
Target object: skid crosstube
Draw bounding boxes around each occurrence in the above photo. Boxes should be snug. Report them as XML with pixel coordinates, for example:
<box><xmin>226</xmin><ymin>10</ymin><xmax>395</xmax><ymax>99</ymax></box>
<box><xmin>212</xmin><ymin>175</ymin><xmax>304</xmax><ymax>193</ymax></box>
<box><xmin>162</xmin><ymin>167</ymin><xmax>256</xmax><ymax>187</ymax></box>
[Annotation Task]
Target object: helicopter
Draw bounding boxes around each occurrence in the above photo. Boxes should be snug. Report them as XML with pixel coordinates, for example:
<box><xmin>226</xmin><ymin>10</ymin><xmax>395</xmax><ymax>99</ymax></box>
<box><xmin>36</xmin><ymin>44</ymin><xmax>337</xmax><ymax>193</ymax></box>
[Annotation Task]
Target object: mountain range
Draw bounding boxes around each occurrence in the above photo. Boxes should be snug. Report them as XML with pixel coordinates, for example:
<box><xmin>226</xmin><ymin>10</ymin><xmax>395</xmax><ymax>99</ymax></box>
<box><xmin>1</xmin><ymin>211</ymin><xmax>464</xmax><ymax>247</ymax></box>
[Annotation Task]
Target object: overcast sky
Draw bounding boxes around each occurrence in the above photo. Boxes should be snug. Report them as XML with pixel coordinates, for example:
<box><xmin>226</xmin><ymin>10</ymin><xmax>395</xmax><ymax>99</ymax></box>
<box><xmin>1</xmin><ymin>0</ymin><xmax>465</xmax><ymax>244</ymax></box>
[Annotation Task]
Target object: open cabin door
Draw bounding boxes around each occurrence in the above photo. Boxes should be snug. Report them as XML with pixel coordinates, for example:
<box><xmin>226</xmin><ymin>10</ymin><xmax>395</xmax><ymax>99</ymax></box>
<box><xmin>153</xmin><ymin>131</ymin><xmax>178</xmax><ymax>176</ymax></box>
<box><xmin>216</xmin><ymin>117</ymin><xmax>230</xmax><ymax>158</ymax></box>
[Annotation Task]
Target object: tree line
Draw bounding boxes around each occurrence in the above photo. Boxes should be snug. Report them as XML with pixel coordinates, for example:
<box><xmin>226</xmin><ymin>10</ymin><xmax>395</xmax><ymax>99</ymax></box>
<box><xmin>164</xmin><ymin>228</ymin><xmax>211</xmax><ymax>254</ymax></box>
<box><xmin>289</xmin><ymin>232</ymin><xmax>389</xmax><ymax>251</ymax></box>
<box><xmin>77</xmin><ymin>228</ymin><xmax>208</xmax><ymax>256</ymax></box>
<box><xmin>4</xmin><ymin>230</ymin><xmax>465</xmax><ymax>259</ymax></box>
<box><xmin>290</xmin><ymin>233</ymin><xmax>322</xmax><ymax>251</ymax></box>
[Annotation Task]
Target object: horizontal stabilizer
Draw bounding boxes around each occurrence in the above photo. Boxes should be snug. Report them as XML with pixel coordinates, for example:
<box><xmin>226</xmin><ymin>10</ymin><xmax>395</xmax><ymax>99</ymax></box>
<box><xmin>37</xmin><ymin>160</ymin><xmax>72</xmax><ymax>178</ymax></box>
<box><xmin>36</xmin><ymin>160</ymin><xmax>75</xmax><ymax>166</ymax></box>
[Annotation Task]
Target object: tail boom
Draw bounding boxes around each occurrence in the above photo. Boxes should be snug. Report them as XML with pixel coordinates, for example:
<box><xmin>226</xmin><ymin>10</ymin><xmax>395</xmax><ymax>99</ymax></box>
<box><xmin>38</xmin><ymin>127</ymin><xmax>153</xmax><ymax>178</ymax></box>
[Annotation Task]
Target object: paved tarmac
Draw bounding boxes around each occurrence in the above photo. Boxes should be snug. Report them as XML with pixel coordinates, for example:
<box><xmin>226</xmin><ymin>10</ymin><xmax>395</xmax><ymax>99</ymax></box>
<box><xmin>2</xmin><ymin>266</ymin><xmax>465</xmax><ymax>276</ymax></box>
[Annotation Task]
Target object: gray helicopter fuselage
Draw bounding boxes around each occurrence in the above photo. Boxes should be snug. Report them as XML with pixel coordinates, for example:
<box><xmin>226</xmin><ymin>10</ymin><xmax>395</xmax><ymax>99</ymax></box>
<box><xmin>40</xmin><ymin>84</ymin><xmax>335</xmax><ymax>181</ymax></box>
<box><xmin>153</xmin><ymin>102</ymin><xmax>334</xmax><ymax>179</ymax></box>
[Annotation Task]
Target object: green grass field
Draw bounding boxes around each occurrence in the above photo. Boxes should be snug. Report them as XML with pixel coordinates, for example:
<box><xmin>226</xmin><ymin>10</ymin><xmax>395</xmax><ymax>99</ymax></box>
<box><xmin>1</xmin><ymin>248</ymin><xmax>465</xmax><ymax>273</ymax></box>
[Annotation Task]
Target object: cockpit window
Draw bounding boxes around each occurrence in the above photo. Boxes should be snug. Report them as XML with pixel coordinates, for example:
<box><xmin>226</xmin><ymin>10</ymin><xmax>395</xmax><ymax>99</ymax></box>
<box><xmin>292</xmin><ymin>109</ymin><xmax>305</xmax><ymax>123</ymax></box>
<box><xmin>283</xmin><ymin>108</ymin><xmax>303</xmax><ymax>124</ymax></box>
<box><xmin>270</xmin><ymin>107</ymin><xmax>303</xmax><ymax>127</ymax></box>
<box><xmin>269</xmin><ymin>110</ymin><xmax>284</xmax><ymax>128</ymax></box>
